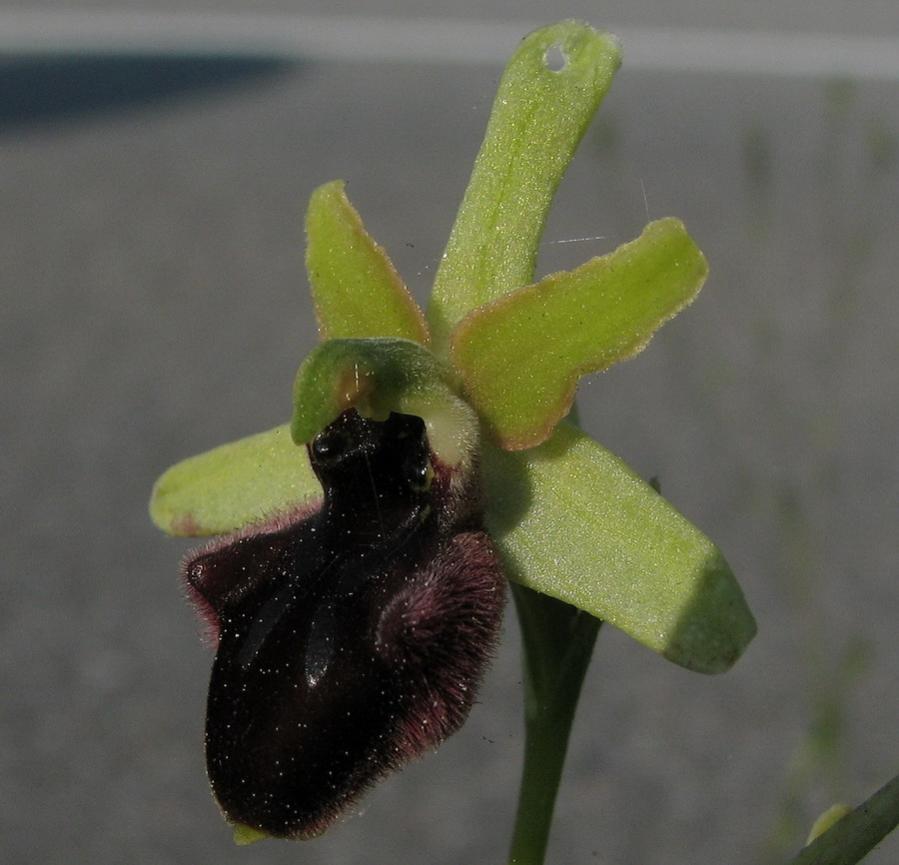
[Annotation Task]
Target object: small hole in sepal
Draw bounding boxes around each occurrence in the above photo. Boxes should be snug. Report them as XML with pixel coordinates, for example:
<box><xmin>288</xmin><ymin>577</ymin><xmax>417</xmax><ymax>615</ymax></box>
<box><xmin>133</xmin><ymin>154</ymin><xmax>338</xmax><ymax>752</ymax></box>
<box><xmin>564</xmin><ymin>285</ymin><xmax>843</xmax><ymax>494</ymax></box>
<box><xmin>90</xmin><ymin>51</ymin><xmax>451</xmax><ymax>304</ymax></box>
<box><xmin>543</xmin><ymin>43</ymin><xmax>568</xmax><ymax>72</ymax></box>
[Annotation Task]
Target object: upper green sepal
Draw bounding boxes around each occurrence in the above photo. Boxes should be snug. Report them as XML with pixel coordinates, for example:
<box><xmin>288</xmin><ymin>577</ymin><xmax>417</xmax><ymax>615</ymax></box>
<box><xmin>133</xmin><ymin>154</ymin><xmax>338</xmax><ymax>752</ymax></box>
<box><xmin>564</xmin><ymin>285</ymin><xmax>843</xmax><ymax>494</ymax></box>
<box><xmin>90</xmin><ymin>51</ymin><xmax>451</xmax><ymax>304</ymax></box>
<box><xmin>452</xmin><ymin>218</ymin><xmax>708</xmax><ymax>450</ymax></box>
<box><xmin>482</xmin><ymin>422</ymin><xmax>756</xmax><ymax>673</ymax></box>
<box><xmin>305</xmin><ymin>180</ymin><xmax>429</xmax><ymax>344</ymax></box>
<box><xmin>428</xmin><ymin>20</ymin><xmax>622</xmax><ymax>353</ymax></box>
<box><xmin>149</xmin><ymin>424</ymin><xmax>321</xmax><ymax>537</ymax></box>
<box><xmin>291</xmin><ymin>337</ymin><xmax>477</xmax><ymax>467</ymax></box>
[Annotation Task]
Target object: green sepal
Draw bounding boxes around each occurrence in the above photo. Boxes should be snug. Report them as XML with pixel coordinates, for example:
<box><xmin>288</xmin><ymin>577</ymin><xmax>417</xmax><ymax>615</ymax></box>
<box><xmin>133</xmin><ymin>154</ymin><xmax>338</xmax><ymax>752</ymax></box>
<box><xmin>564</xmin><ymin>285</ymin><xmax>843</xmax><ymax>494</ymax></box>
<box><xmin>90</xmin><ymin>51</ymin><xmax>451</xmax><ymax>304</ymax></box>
<box><xmin>291</xmin><ymin>337</ymin><xmax>477</xmax><ymax>467</ymax></box>
<box><xmin>452</xmin><ymin>218</ymin><xmax>708</xmax><ymax>450</ymax></box>
<box><xmin>149</xmin><ymin>424</ymin><xmax>321</xmax><ymax>537</ymax></box>
<box><xmin>482</xmin><ymin>422</ymin><xmax>756</xmax><ymax>673</ymax></box>
<box><xmin>428</xmin><ymin>20</ymin><xmax>621</xmax><ymax>354</ymax></box>
<box><xmin>305</xmin><ymin>180</ymin><xmax>429</xmax><ymax>343</ymax></box>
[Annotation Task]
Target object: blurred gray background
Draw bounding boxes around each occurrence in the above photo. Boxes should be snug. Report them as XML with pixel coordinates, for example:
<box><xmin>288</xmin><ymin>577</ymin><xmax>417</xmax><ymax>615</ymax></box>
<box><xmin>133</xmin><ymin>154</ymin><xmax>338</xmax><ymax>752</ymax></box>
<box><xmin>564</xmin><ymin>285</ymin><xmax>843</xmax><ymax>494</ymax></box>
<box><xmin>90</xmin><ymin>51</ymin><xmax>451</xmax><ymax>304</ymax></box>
<box><xmin>2</xmin><ymin>2</ymin><xmax>897</xmax><ymax>864</ymax></box>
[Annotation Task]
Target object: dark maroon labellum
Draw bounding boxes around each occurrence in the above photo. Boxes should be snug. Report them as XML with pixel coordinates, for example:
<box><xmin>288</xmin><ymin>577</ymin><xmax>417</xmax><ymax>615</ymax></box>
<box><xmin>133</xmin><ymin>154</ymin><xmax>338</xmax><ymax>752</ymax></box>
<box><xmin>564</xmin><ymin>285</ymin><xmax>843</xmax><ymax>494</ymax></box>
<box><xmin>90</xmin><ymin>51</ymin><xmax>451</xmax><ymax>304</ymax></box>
<box><xmin>183</xmin><ymin>410</ymin><xmax>505</xmax><ymax>839</ymax></box>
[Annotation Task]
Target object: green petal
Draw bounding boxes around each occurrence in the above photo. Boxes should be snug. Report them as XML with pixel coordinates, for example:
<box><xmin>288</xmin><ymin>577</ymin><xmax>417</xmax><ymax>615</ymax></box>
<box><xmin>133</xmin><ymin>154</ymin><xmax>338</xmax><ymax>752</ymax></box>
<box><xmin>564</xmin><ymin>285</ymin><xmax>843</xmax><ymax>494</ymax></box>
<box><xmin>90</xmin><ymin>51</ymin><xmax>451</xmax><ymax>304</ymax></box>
<box><xmin>305</xmin><ymin>180</ymin><xmax>429</xmax><ymax>343</ymax></box>
<box><xmin>452</xmin><ymin>218</ymin><xmax>708</xmax><ymax>450</ymax></box>
<box><xmin>482</xmin><ymin>422</ymin><xmax>756</xmax><ymax>673</ymax></box>
<box><xmin>149</xmin><ymin>425</ymin><xmax>321</xmax><ymax>537</ymax></box>
<box><xmin>291</xmin><ymin>337</ymin><xmax>477</xmax><ymax>467</ymax></box>
<box><xmin>428</xmin><ymin>20</ymin><xmax>621</xmax><ymax>355</ymax></box>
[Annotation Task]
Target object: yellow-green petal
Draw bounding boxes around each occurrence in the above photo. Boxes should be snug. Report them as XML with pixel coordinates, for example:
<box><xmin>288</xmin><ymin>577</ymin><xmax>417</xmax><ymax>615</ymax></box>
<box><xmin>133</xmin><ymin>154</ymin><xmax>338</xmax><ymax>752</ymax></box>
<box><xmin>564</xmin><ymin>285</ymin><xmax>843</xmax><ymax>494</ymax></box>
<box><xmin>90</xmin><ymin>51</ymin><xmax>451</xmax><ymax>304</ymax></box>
<box><xmin>428</xmin><ymin>20</ymin><xmax>621</xmax><ymax>355</ymax></box>
<box><xmin>149</xmin><ymin>425</ymin><xmax>321</xmax><ymax>537</ymax></box>
<box><xmin>452</xmin><ymin>218</ymin><xmax>708</xmax><ymax>450</ymax></box>
<box><xmin>482</xmin><ymin>422</ymin><xmax>756</xmax><ymax>673</ymax></box>
<box><xmin>291</xmin><ymin>337</ymin><xmax>477</xmax><ymax>468</ymax></box>
<box><xmin>306</xmin><ymin>180</ymin><xmax>429</xmax><ymax>343</ymax></box>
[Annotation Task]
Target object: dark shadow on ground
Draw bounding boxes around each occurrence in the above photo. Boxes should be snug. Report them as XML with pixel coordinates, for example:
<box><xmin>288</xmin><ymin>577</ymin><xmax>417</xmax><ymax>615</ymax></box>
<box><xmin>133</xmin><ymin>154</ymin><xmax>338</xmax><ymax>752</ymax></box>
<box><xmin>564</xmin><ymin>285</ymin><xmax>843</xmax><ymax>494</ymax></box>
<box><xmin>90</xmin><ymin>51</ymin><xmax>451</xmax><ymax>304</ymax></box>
<box><xmin>0</xmin><ymin>54</ymin><xmax>294</xmax><ymax>132</ymax></box>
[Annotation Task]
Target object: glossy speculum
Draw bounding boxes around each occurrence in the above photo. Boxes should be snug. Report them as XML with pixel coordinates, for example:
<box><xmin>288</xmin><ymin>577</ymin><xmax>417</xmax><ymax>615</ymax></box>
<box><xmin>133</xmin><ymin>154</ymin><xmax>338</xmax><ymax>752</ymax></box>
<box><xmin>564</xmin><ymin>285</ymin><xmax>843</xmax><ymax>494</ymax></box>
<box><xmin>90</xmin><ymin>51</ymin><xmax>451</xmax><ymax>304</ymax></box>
<box><xmin>184</xmin><ymin>409</ymin><xmax>505</xmax><ymax>839</ymax></box>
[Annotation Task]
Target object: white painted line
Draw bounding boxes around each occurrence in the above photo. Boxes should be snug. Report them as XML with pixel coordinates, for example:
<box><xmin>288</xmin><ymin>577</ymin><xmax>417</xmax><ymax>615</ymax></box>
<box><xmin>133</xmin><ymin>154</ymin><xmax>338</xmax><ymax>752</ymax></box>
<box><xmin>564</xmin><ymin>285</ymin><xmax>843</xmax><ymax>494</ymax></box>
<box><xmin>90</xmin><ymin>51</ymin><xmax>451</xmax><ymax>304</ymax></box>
<box><xmin>0</xmin><ymin>11</ymin><xmax>529</xmax><ymax>64</ymax></box>
<box><xmin>0</xmin><ymin>11</ymin><xmax>897</xmax><ymax>81</ymax></box>
<box><xmin>623</xmin><ymin>26</ymin><xmax>899</xmax><ymax>81</ymax></box>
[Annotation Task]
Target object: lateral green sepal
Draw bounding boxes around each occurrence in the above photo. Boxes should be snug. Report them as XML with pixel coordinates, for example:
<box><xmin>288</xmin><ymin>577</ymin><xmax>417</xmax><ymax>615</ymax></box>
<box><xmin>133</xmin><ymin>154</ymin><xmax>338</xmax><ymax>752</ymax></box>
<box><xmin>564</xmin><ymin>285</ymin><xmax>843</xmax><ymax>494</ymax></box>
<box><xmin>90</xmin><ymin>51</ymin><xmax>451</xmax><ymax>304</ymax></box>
<box><xmin>482</xmin><ymin>422</ymin><xmax>756</xmax><ymax>673</ymax></box>
<box><xmin>149</xmin><ymin>424</ymin><xmax>321</xmax><ymax>537</ymax></box>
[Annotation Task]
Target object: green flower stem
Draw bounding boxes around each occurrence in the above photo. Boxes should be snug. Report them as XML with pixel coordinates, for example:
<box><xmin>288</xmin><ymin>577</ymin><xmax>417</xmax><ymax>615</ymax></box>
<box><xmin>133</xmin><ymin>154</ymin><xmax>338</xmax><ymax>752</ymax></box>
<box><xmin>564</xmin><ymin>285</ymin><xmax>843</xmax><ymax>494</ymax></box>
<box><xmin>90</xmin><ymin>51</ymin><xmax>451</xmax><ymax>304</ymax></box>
<box><xmin>785</xmin><ymin>773</ymin><xmax>899</xmax><ymax>865</ymax></box>
<box><xmin>508</xmin><ymin>584</ymin><xmax>601</xmax><ymax>865</ymax></box>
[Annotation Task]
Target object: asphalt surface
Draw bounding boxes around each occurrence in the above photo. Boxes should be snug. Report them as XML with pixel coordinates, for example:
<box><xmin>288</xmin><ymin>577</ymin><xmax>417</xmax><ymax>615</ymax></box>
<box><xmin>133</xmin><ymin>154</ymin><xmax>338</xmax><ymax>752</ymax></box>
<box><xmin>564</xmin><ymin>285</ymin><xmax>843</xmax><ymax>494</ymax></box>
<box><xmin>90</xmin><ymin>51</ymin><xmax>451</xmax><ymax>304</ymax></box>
<box><xmin>2</xmin><ymin>7</ymin><xmax>898</xmax><ymax>865</ymax></box>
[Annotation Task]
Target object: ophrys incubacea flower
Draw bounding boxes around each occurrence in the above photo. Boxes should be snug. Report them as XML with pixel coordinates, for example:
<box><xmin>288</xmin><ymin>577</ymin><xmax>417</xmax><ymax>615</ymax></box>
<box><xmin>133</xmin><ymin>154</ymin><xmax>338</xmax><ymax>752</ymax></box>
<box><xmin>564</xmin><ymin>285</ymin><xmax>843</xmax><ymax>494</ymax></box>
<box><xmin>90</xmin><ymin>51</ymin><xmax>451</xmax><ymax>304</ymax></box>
<box><xmin>150</xmin><ymin>19</ymin><xmax>756</xmax><ymax>847</ymax></box>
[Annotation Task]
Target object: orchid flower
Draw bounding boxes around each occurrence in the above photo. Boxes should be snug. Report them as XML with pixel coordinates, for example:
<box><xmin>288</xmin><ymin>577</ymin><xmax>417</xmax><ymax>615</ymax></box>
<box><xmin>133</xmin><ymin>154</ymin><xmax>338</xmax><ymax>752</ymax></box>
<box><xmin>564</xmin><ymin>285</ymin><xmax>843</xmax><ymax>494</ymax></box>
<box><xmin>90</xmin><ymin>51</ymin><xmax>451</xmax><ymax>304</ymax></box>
<box><xmin>149</xmin><ymin>20</ymin><xmax>756</xmax><ymax>857</ymax></box>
